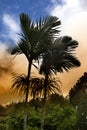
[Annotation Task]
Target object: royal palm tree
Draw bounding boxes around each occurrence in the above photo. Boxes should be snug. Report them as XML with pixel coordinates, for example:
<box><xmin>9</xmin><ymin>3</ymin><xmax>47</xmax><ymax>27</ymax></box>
<box><xmin>11</xmin><ymin>13</ymin><xmax>61</xmax><ymax>130</ymax></box>
<box><xmin>39</xmin><ymin>36</ymin><xmax>81</xmax><ymax>130</ymax></box>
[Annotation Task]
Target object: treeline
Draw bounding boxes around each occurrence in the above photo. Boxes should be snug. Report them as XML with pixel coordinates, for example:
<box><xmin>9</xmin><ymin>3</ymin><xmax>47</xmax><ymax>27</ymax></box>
<box><xmin>0</xmin><ymin>94</ymin><xmax>77</xmax><ymax>130</ymax></box>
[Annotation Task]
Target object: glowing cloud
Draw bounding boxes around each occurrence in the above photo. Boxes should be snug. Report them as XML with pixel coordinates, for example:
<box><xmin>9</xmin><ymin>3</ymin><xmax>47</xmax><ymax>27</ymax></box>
<box><xmin>48</xmin><ymin>0</ymin><xmax>87</xmax><ymax>95</ymax></box>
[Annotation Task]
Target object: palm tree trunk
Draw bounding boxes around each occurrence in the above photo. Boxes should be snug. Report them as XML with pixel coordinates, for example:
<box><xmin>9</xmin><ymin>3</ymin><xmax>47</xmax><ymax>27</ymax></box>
<box><xmin>41</xmin><ymin>96</ymin><xmax>46</xmax><ymax>130</ymax></box>
<box><xmin>41</xmin><ymin>74</ymin><xmax>48</xmax><ymax>130</ymax></box>
<box><xmin>24</xmin><ymin>60</ymin><xmax>32</xmax><ymax>130</ymax></box>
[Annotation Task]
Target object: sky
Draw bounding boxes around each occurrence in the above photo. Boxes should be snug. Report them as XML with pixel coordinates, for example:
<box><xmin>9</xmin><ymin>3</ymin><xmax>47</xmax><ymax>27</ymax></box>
<box><xmin>0</xmin><ymin>0</ymin><xmax>87</xmax><ymax>105</ymax></box>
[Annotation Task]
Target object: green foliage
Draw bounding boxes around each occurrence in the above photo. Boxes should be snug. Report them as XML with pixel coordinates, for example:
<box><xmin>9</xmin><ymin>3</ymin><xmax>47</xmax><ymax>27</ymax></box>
<box><xmin>45</xmin><ymin>102</ymin><xmax>77</xmax><ymax>130</ymax></box>
<box><xmin>0</xmin><ymin>97</ymin><xmax>78</xmax><ymax>130</ymax></box>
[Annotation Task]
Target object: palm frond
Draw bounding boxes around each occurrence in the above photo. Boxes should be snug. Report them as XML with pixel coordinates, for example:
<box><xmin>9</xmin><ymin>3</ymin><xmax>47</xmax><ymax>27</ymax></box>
<box><xmin>40</xmin><ymin>36</ymin><xmax>80</xmax><ymax>75</ymax></box>
<box><xmin>30</xmin><ymin>77</ymin><xmax>61</xmax><ymax>99</ymax></box>
<box><xmin>54</xmin><ymin>36</ymin><xmax>79</xmax><ymax>53</ymax></box>
<box><xmin>11</xmin><ymin>45</ymin><xmax>22</xmax><ymax>55</ymax></box>
<box><xmin>11</xmin><ymin>74</ymin><xmax>28</xmax><ymax>95</ymax></box>
<box><xmin>20</xmin><ymin>13</ymin><xmax>32</xmax><ymax>38</ymax></box>
<box><xmin>42</xmin><ymin>16</ymin><xmax>61</xmax><ymax>37</ymax></box>
<box><xmin>46</xmin><ymin>77</ymin><xmax>61</xmax><ymax>96</ymax></box>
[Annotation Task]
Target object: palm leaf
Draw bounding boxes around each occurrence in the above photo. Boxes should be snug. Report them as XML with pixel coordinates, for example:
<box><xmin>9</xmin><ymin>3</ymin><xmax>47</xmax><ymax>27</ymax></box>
<box><xmin>11</xmin><ymin>74</ymin><xmax>28</xmax><ymax>95</ymax></box>
<box><xmin>30</xmin><ymin>77</ymin><xmax>61</xmax><ymax>99</ymax></box>
<box><xmin>40</xmin><ymin>36</ymin><xmax>80</xmax><ymax>75</ymax></box>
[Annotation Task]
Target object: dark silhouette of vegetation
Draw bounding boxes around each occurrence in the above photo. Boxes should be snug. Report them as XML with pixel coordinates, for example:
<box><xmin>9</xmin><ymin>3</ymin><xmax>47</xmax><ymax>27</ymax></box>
<box><xmin>12</xmin><ymin>74</ymin><xmax>61</xmax><ymax>130</ymax></box>
<box><xmin>69</xmin><ymin>72</ymin><xmax>87</xmax><ymax>130</ymax></box>
<box><xmin>0</xmin><ymin>95</ymin><xmax>78</xmax><ymax>130</ymax></box>
<box><xmin>69</xmin><ymin>72</ymin><xmax>87</xmax><ymax>106</ymax></box>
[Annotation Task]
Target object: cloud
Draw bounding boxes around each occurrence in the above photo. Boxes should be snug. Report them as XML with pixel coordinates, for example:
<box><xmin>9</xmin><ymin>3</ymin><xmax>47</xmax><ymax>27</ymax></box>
<box><xmin>0</xmin><ymin>43</ymin><xmax>28</xmax><ymax>78</ymax></box>
<box><xmin>79</xmin><ymin>0</ymin><xmax>87</xmax><ymax>10</ymax></box>
<box><xmin>3</xmin><ymin>14</ymin><xmax>19</xmax><ymax>32</ymax></box>
<box><xmin>49</xmin><ymin>0</ymin><xmax>81</xmax><ymax>29</ymax></box>
<box><xmin>48</xmin><ymin>0</ymin><xmax>87</xmax><ymax>95</ymax></box>
<box><xmin>0</xmin><ymin>43</ymin><xmax>27</xmax><ymax>105</ymax></box>
<box><xmin>2</xmin><ymin>14</ymin><xmax>20</xmax><ymax>42</ymax></box>
<box><xmin>0</xmin><ymin>44</ymin><xmax>15</xmax><ymax>76</ymax></box>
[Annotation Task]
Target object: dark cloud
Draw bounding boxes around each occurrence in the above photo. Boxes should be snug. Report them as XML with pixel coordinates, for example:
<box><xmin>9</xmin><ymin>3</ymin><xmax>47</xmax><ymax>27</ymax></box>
<box><xmin>0</xmin><ymin>60</ymin><xmax>15</xmax><ymax>77</ymax></box>
<box><xmin>0</xmin><ymin>52</ymin><xmax>15</xmax><ymax>77</ymax></box>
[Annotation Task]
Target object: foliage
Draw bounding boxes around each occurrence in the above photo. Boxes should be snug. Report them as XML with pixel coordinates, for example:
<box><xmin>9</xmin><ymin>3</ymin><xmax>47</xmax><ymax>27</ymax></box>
<box><xmin>0</xmin><ymin>95</ymin><xmax>78</xmax><ymax>130</ymax></box>
<box><xmin>45</xmin><ymin>104</ymin><xmax>77</xmax><ymax>130</ymax></box>
<box><xmin>40</xmin><ymin>36</ymin><xmax>80</xmax><ymax>76</ymax></box>
<box><xmin>30</xmin><ymin>77</ymin><xmax>61</xmax><ymax>99</ymax></box>
<box><xmin>69</xmin><ymin>72</ymin><xmax>87</xmax><ymax>106</ymax></box>
<box><xmin>69</xmin><ymin>72</ymin><xmax>87</xmax><ymax>130</ymax></box>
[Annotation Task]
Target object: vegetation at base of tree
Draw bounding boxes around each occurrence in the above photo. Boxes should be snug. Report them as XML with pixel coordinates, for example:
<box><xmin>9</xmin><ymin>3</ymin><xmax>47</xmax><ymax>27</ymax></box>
<box><xmin>0</xmin><ymin>94</ymin><xmax>77</xmax><ymax>130</ymax></box>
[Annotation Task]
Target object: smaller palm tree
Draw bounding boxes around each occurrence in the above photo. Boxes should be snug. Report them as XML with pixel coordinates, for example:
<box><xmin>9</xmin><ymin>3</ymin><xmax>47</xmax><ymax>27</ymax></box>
<box><xmin>11</xmin><ymin>74</ymin><xmax>61</xmax><ymax>130</ymax></box>
<box><xmin>30</xmin><ymin>77</ymin><xmax>61</xmax><ymax>99</ymax></box>
<box><xmin>12</xmin><ymin>74</ymin><xmax>61</xmax><ymax>100</ymax></box>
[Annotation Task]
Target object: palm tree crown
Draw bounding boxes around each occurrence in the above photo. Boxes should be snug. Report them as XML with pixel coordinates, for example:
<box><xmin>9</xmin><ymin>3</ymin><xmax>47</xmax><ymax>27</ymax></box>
<box><xmin>40</xmin><ymin>36</ymin><xmax>80</xmax><ymax>75</ymax></box>
<box><xmin>11</xmin><ymin>13</ymin><xmax>61</xmax><ymax>62</ymax></box>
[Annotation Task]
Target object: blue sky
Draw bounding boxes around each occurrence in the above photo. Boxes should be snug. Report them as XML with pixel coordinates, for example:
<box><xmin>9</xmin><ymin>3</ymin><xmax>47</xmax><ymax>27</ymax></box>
<box><xmin>0</xmin><ymin>0</ymin><xmax>64</xmax><ymax>45</ymax></box>
<box><xmin>0</xmin><ymin>0</ymin><xmax>87</xmax><ymax>46</ymax></box>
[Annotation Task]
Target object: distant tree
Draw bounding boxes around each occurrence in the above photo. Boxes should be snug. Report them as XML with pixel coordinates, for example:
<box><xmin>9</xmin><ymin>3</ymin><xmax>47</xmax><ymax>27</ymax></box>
<box><xmin>39</xmin><ymin>36</ymin><xmax>80</xmax><ymax>130</ymax></box>
<box><xmin>48</xmin><ymin>93</ymin><xmax>67</xmax><ymax>105</ymax></box>
<box><xmin>0</xmin><ymin>105</ymin><xmax>6</xmax><ymax>115</ymax></box>
<box><xmin>11</xmin><ymin>13</ymin><xmax>61</xmax><ymax>130</ymax></box>
<box><xmin>69</xmin><ymin>72</ymin><xmax>87</xmax><ymax>106</ymax></box>
<box><xmin>69</xmin><ymin>72</ymin><xmax>87</xmax><ymax>130</ymax></box>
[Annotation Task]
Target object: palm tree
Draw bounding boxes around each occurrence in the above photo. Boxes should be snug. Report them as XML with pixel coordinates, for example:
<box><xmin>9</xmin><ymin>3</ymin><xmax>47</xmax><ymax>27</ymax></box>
<box><xmin>11</xmin><ymin>13</ymin><xmax>61</xmax><ymax>130</ymax></box>
<box><xmin>39</xmin><ymin>36</ymin><xmax>81</xmax><ymax>130</ymax></box>
<box><xmin>30</xmin><ymin>77</ymin><xmax>61</xmax><ymax>99</ymax></box>
<box><xmin>12</xmin><ymin>74</ymin><xmax>61</xmax><ymax>128</ymax></box>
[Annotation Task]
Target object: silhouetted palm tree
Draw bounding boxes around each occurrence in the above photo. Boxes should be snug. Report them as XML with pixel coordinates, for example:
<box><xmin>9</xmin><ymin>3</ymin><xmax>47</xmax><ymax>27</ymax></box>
<box><xmin>11</xmin><ymin>13</ymin><xmax>61</xmax><ymax>130</ymax></box>
<box><xmin>12</xmin><ymin>74</ymin><xmax>61</xmax><ymax>128</ymax></box>
<box><xmin>30</xmin><ymin>77</ymin><xmax>61</xmax><ymax>99</ymax></box>
<box><xmin>39</xmin><ymin>36</ymin><xmax>81</xmax><ymax>130</ymax></box>
<box><xmin>12</xmin><ymin>75</ymin><xmax>60</xmax><ymax>99</ymax></box>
